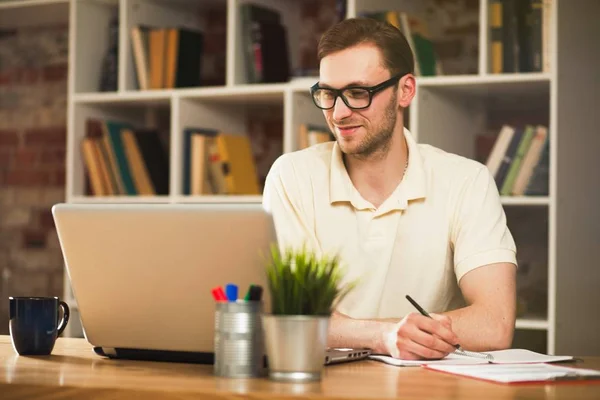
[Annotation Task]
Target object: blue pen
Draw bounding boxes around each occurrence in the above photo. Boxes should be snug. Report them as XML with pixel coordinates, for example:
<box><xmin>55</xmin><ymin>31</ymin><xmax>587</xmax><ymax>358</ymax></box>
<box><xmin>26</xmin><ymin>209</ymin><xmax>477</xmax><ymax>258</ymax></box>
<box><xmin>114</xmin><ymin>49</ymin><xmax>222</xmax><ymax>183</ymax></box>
<box><xmin>225</xmin><ymin>284</ymin><xmax>238</xmax><ymax>302</ymax></box>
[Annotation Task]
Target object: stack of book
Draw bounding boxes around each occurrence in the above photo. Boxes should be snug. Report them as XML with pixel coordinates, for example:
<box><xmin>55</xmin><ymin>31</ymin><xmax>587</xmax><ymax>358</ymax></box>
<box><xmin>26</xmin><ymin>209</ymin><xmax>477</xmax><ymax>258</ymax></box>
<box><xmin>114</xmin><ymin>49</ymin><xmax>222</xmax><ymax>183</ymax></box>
<box><xmin>297</xmin><ymin>124</ymin><xmax>335</xmax><ymax>150</ymax></box>
<box><xmin>485</xmin><ymin>124</ymin><xmax>549</xmax><ymax>196</ymax></box>
<box><xmin>239</xmin><ymin>3</ymin><xmax>290</xmax><ymax>84</ymax></box>
<box><xmin>81</xmin><ymin>119</ymin><xmax>170</xmax><ymax>196</ymax></box>
<box><xmin>130</xmin><ymin>25</ymin><xmax>204</xmax><ymax>90</ymax></box>
<box><xmin>489</xmin><ymin>0</ymin><xmax>552</xmax><ymax>73</ymax></box>
<box><xmin>182</xmin><ymin>128</ymin><xmax>261</xmax><ymax>196</ymax></box>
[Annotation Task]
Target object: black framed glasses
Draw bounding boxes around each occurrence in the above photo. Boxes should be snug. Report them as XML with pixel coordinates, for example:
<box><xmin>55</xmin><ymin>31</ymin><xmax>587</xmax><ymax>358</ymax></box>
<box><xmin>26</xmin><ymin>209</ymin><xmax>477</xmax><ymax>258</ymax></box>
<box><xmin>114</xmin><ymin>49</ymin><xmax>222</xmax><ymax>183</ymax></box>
<box><xmin>310</xmin><ymin>73</ymin><xmax>405</xmax><ymax>110</ymax></box>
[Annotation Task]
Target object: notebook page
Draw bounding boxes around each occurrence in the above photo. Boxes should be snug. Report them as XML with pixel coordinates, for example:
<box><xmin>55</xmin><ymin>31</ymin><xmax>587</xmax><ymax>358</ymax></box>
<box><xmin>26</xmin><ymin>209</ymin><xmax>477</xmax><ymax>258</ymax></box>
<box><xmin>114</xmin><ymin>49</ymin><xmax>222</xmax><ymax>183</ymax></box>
<box><xmin>368</xmin><ymin>349</ymin><xmax>573</xmax><ymax>367</ymax></box>
<box><xmin>425</xmin><ymin>363</ymin><xmax>600</xmax><ymax>384</ymax></box>
<box><xmin>368</xmin><ymin>353</ymin><xmax>489</xmax><ymax>367</ymax></box>
<box><xmin>484</xmin><ymin>349</ymin><xmax>573</xmax><ymax>364</ymax></box>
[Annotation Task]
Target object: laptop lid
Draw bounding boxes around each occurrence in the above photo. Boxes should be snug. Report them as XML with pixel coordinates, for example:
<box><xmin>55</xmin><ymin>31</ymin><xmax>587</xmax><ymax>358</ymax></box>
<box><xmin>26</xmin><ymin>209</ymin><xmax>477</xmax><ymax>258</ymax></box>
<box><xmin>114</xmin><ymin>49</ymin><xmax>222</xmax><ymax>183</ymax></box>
<box><xmin>52</xmin><ymin>202</ymin><xmax>275</xmax><ymax>355</ymax></box>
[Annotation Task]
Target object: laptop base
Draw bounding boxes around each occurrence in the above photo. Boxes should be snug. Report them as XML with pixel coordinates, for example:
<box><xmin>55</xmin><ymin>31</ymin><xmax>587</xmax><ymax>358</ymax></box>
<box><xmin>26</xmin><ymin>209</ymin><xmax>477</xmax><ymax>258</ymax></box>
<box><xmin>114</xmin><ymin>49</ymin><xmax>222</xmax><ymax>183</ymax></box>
<box><xmin>93</xmin><ymin>347</ymin><xmax>214</xmax><ymax>364</ymax></box>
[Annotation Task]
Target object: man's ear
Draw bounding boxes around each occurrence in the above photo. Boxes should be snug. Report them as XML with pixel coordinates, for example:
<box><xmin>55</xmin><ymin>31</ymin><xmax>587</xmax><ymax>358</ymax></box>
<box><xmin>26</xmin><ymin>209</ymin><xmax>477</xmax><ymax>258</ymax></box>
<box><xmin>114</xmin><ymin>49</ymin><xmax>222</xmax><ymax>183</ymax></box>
<box><xmin>397</xmin><ymin>74</ymin><xmax>416</xmax><ymax>108</ymax></box>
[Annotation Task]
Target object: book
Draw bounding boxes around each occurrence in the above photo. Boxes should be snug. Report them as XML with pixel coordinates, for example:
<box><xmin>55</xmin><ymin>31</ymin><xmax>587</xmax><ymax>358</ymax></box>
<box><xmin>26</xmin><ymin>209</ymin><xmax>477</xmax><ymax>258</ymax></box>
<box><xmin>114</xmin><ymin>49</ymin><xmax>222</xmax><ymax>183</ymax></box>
<box><xmin>424</xmin><ymin>363</ymin><xmax>600</xmax><ymax>384</ymax></box>
<box><xmin>512</xmin><ymin>125</ymin><xmax>548</xmax><ymax>195</ymax></box>
<box><xmin>500</xmin><ymin>124</ymin><xmax>535</xmax><ymax>195</ymax></box>
<box><xmin>485</xmin><ymin>125</ymin><xmax>515</xmax><ymax>177</ymax></box>
<box><xmin>215</xmin><ymin>134</ymin><xmax>260</xmax><ymax>195</ymax></box>
<box><xmin>368</xmin><ymin>348</ymin><xmax>574</xmax><ymax>367</ymax></box>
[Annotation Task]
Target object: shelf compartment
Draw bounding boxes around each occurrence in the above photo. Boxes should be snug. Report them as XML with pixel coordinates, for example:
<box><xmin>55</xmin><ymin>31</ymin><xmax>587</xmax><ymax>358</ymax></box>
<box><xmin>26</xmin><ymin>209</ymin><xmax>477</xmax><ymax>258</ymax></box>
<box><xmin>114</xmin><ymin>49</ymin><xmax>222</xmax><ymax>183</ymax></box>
<box><xmin>73</xmin><ymin>0</ymin><xmax>119</xmax><ymax>94</ymax></box>
<box><xmin>232</xmin><ymin>0</ymin><xmax>304</xmax><ymax>85</ymax></box>
<box><xmin>512</xmin><ymin>329</ymin><xmax>547</xmax><ymax>354</ymax></box>
<box><xmin>173</xmin><ymin>92</ymin><xmax>284</xmax><ymax>198</ymax></box>
<box><xmin>415</xmin><ymin>78</ymin><xmax>549</xmax><ymax>162</ymax></box>
<box><xmin>69</xmin><ymin>99</ymin><xmax>172</xmax><ymax>200</ymax></box>
<box><xmin>123</xmin><ymin>0</ymin><xmax>227</xmax><ymax>92</ymax></box>
<box><xmin>507</xmin><ymin>207</ymin><xmax>549</xmax><ymax>327</ymax></box>
<box><xmin>354</xmin><ymin>0</ymin><xmax>480</xmax><ymax>76</ymax></box>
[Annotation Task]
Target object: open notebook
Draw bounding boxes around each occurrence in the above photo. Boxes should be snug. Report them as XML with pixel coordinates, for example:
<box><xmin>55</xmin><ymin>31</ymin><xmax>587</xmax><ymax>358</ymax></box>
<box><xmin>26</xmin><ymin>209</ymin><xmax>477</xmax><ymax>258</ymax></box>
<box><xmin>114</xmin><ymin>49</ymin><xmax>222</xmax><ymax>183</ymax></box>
<box><xmin>369</xmin><ymin>348</ymin><xmax>574</xmax><ymax>367</ymax></box>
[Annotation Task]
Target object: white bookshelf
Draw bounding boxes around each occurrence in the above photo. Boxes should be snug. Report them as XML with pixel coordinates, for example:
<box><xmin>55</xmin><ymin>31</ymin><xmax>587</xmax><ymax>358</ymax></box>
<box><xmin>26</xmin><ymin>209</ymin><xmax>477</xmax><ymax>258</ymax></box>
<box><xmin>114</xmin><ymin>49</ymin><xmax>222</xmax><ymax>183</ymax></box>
<box><xmin>7</xmin><ymin>0</ymin><xmax>599</xmax><ymax>354</ymax></box>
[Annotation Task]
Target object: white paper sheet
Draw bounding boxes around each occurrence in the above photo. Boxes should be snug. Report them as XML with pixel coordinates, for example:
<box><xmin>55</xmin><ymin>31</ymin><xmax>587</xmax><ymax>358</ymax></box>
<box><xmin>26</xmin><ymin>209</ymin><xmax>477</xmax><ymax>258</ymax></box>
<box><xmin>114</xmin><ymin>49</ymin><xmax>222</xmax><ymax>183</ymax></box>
<box><xmin>425</xmin><ymin>363</ymin><xmax>600</xmax><ymax>383</ymax></box>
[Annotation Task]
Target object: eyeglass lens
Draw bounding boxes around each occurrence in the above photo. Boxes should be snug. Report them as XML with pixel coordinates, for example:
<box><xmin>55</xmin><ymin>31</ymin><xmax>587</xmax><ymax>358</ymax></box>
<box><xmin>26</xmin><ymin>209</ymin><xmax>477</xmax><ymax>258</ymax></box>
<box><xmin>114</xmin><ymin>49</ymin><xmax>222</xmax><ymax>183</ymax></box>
<box><xmin>312</xmin><ymin>88</ymin><xmax>371</xmax><ymax>109</ymax></box>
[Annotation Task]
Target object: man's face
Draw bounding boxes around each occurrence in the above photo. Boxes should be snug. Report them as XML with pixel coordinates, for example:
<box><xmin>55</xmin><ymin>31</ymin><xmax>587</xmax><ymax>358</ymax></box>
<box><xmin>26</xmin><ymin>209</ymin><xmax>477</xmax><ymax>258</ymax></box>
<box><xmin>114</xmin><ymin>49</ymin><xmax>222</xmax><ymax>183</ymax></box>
<box><xmin>319</xmin><ymin>44</ymin><xmax>399</xmax><ymax>158</ymax></box>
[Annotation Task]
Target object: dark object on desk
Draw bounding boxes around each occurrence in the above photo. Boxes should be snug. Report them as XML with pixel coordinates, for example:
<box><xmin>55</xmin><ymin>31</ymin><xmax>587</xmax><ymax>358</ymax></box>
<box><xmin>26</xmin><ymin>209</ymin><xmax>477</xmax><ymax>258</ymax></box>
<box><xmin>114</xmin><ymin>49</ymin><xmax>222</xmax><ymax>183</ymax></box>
<box><xmin>245</xmin><ymin>284</ymin><xmax>263</xmax><ymax>301</ymax></box>
<box><xmin>93</xmin><ymin>347</ymin><xmax>214</xmax><ymax>364</ymax></box>
<box><xmin>9</xmin><ymin>296</ymin><xmax>70</xmax><ymax>355</ymax></box>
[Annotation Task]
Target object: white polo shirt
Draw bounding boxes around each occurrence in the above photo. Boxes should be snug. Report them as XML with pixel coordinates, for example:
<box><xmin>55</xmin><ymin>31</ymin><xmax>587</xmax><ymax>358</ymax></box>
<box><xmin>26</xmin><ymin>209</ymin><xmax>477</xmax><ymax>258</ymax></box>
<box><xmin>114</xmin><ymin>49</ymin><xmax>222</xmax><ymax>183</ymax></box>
<box><xmin>262</xmin><ymin>128</ymin><xmax>517</xmax><ymax>319</ymax></box>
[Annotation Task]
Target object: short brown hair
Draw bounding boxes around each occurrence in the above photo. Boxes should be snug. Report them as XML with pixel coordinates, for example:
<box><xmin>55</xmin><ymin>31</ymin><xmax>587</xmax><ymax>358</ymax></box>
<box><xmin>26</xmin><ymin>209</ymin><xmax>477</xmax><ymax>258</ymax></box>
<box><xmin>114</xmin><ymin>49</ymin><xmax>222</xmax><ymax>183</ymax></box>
<box><xmin>317</xmin><ymin>17</ymin><xmax>414</xmax><ymax>76</ymax></box>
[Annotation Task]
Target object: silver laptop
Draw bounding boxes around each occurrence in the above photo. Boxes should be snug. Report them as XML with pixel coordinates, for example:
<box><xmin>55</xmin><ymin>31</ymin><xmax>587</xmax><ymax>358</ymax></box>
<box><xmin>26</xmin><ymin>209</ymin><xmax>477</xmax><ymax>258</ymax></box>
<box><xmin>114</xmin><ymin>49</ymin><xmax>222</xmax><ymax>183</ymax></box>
<box><xmin>52</xmin><ymin>203</ymin><xmax>370</xmax><ymax>365</ymax></box>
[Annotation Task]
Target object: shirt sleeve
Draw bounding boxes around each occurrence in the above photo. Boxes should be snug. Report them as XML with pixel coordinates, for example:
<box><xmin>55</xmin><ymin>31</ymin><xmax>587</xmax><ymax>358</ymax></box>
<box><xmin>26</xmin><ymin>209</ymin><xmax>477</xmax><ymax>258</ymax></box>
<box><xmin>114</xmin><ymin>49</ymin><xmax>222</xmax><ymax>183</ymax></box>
<box><xmin>262</xmin><ymin>156</ymin><xmax>321</xmax><ymax>255</ymax></box>
<box><xmin>451</xmin><ymin>165</ymin><xmax>518</xmax><ymax>282</ymax></box>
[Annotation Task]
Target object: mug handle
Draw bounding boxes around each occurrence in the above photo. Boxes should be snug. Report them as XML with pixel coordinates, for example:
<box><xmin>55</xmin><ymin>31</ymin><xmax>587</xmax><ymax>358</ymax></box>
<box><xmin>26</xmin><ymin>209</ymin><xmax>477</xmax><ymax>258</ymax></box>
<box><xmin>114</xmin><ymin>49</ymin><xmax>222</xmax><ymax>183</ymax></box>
<box><xmin>57</xmin><ymin>301</ymin><xmax>70</xmax><ymax>336</ymax></box>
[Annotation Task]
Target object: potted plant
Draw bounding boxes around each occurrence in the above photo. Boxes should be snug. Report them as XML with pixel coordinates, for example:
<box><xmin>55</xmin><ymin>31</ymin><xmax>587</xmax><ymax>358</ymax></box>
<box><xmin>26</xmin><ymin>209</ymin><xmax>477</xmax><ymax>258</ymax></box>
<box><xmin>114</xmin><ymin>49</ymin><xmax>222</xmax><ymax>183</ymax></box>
<box><xmin>261</xmin><ymin>245</ymin><xmax>356</xmax><ymax>382</ymax></box>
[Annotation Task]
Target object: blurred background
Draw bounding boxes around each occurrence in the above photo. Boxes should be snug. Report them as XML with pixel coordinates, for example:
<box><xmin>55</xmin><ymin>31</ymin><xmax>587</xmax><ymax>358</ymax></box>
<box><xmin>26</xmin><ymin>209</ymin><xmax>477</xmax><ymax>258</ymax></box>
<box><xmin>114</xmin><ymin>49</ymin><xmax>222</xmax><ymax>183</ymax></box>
<box><xmin>0</xmin><ymin>0</ymin><xmax>598</xmax><ymax>356</ymax></box>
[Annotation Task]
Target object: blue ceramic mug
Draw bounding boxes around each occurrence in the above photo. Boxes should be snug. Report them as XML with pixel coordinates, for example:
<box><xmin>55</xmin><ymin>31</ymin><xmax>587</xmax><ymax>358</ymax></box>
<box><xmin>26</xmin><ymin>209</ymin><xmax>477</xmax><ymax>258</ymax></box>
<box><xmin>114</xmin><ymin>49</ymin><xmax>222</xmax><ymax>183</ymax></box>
<box><xmin>9</xmin><ymin>296</ymin><xmax>70</xmax><ymax>355</ymax></box>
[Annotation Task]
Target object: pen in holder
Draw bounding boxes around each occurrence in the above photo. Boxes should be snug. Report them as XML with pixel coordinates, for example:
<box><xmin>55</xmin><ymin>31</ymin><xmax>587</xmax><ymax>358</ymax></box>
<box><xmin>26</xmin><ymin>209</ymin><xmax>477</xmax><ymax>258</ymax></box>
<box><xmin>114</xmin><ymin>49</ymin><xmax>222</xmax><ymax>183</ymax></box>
<box><xmin>213</xmin><ymin>300</ymin><xmax>265</xmax><ymax>378</ymax></box>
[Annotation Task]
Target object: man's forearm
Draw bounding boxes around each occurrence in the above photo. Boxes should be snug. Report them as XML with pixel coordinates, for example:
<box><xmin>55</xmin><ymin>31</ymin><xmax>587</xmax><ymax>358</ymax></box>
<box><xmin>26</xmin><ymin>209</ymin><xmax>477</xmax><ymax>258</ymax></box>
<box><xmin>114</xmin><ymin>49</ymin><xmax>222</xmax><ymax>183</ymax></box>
<box><xmin>327</xmin><ymin>311</ymin><xmax>400</xmax><ymax>354</ymax></box>
<box><xmin>443</xmin><ymin>304</ymin><xmax>514</xmax><ymax>352</ymax></box>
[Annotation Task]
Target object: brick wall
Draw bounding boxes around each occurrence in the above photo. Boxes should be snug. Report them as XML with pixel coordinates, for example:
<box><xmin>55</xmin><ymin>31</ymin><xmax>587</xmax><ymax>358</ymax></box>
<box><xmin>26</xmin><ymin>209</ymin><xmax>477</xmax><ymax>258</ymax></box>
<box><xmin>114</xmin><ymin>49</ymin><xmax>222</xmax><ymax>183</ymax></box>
<box><xmin>0</xmin><ymin>25</ymin><xmax>68</xmax><ymax>334</ymax></box>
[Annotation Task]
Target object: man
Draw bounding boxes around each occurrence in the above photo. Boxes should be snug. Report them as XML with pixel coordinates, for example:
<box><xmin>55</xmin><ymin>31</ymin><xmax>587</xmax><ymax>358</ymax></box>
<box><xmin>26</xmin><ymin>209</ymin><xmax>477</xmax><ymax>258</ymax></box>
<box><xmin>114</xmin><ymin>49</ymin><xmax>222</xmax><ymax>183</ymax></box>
<box><xmin>262</xmin><ymin>18</ymin><xmax>517</xmax><ymax>360</ymax></box>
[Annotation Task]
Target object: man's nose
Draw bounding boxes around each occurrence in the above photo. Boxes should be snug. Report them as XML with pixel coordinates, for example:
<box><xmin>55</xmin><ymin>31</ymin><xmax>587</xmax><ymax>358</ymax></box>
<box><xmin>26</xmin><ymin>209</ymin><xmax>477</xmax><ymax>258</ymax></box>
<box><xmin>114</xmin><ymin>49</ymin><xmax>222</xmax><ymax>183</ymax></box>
<box><xmin>332</xmin><ymin>96</ymin><xmax>353</xmax><ymax>121</ymax></box>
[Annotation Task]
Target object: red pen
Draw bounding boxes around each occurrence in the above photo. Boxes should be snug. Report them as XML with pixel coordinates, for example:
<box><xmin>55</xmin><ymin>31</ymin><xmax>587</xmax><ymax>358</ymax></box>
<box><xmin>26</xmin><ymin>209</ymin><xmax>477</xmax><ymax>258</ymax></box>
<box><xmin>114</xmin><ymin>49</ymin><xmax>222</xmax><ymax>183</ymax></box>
<box><xmin>211</xmin><ymin>286</ymin><xmax>227</xmax><ymax>302</ymax></box>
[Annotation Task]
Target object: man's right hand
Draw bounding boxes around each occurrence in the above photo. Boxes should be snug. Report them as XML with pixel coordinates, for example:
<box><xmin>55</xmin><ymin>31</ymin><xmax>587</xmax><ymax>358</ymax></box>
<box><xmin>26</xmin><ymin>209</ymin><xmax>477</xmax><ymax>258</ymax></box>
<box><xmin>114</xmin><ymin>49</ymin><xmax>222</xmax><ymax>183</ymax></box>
<box><xmin>382</xmin><ymin>312</ymin><xmax>460</xmax><ymax>360</ymax></box>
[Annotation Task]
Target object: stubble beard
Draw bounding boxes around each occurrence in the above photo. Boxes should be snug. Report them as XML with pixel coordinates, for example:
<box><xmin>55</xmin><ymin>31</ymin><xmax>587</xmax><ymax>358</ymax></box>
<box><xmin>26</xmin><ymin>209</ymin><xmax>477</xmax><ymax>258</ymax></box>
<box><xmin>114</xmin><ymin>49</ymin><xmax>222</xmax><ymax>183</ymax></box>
<box><xmin>333</xmin><ymin>91</ymin><xmax>398</xmax><ymax>161</ymax></box>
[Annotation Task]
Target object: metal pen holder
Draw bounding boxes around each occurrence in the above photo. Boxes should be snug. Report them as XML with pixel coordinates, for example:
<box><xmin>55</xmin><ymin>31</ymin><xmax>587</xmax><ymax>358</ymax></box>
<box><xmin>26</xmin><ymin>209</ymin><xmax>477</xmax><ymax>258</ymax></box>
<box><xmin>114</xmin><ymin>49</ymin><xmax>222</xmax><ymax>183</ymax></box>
<box><xmin>214</xmin><ymin>300</ymin><xmax>265</xmax><ymax>378</ymax></box>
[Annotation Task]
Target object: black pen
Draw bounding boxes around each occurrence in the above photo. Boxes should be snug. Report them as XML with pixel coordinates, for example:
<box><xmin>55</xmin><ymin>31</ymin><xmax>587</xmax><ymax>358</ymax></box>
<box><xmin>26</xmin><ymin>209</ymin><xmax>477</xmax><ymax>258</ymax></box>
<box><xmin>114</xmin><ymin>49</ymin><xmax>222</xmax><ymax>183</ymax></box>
<box><xmin>405</xmin><ymin>295</ymin><xmax>461</xmax><ymax>350</ymax></box>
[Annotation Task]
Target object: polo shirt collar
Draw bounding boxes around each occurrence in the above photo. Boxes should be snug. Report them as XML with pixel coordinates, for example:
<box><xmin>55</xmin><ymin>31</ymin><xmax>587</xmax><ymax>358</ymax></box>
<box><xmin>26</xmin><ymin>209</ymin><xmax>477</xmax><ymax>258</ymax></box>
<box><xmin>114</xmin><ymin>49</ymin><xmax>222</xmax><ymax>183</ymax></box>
<box><xmin>329</xmin><ymin>128</ymin><xmax>427</xmax><ymax>211</ymax></box>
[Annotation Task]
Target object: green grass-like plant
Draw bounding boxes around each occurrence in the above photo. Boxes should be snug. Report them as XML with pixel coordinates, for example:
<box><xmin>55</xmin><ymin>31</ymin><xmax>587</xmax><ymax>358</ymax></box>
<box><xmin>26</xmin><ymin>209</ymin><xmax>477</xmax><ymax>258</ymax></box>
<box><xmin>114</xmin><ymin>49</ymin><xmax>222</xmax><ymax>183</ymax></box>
<box><xmin>264</xmin><ymin>244</ymin><xmax>356</xmax><ymax>316</ymax></box>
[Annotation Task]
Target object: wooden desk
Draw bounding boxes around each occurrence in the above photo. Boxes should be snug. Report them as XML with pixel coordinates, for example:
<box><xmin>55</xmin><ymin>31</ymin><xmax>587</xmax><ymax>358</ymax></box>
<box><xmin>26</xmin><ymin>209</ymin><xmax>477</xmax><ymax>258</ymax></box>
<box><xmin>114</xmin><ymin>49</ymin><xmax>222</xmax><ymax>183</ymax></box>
<box><xmin>1</xmin><ymin>336</ymin><xmax>599</xmax><ymax>400</ymax></box>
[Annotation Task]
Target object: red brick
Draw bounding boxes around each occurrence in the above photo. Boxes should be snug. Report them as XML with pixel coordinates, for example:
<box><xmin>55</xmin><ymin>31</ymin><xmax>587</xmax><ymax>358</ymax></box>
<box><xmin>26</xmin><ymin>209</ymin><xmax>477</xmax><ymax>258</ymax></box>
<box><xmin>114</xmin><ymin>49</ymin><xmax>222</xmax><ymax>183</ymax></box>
<box><xmin>24</xmin><ymin>127</ymin><xmax>66</xmax><ymax>146</ymax></box>
<box><xmin>40</xmin><ymin>148</ymin><xmax>66</xmax><ymax>165</ymax></box>
<box><xmin>0</xmin><ymin>69</ymin><xmax>15</xmax><ymax>85</ymax></box>
<box><xmin>42</xmin><ymin>64</ymin><xmax>68</xmax><ymax>83</ymax></box>
<box><xmin>52</xmin><ymin>168</ymin><xmax>66</xmax><ymax>186</ymax></box>
<box><xmin>14</xmin><ymin>148</ymin><xmax>38</xmax><ymax>167</ymax></box>
<box><xmin>22</xmin><ymin>229</ymin><xmax>47</xmax><ymax>249</ymax></box>
<box><xmin>39</xmin><ymin>209</ymin><xmax>55</xmax><ymax>229</ymax></box>
<box><xmin>434</xmin><ymin>39</ymin><xmax>464</xmax><ymax>59</ymax></box>
<box><xmin>18</xmin><ymin>68</ymin><xmax>39</xmax><ymax>85</ymax></box>
<box><xmin>5</xmin><ymin>170</ymin><xmax>51</xmax><ymax>186</ymax></box>
<box><xmin>444</xmin><ymin>23</ymin><xmax>479</xmax><ymax>36</ymax></box>
<box><xmin>0</xmin><ymin>150</ymin><xmax>12</xmax><ymax>168</ymax></box>
<box><xmin>0</xmin><ymin>130</ymin><xmax>19</xmax><ymax>147</ymax></box>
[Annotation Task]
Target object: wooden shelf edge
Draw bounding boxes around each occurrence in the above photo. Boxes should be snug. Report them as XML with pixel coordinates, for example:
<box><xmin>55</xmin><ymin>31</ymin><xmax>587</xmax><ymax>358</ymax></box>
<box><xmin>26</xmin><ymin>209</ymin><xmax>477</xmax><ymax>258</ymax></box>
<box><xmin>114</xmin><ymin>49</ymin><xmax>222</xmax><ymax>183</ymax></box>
<box><xmin>417</xmin><ymin>72</ymin><xmax>551</xmax><ymax>87</ymax></box>
<box><xmin>501</xmin><ymin>196</ymin><xmax>550</xmax><ymax>206</ymax></box>
<box><xmin>175</xmin><ymin>195</ymin><xmax>262</xmax><ymax>203</ymax></box>
<box><xmin>515</xmin><ymin>318</ymin><xmax>549</xmax><ymax>330</ymax></box>
<box><xmin>0</xmin><ymin>0</ymin><xmax>68</xmax><ymax>10</ymax></box>
<box><xmin>73</xmin><ymin>83</ymin><xmax>289</xmax><ymax>103</ymax></box>
<box><xmin>67</xmin><ymin>195</ymin><xmax>263</xmax><ymax>204</ymax></box>
<box><xmin>68</xmin><ymin>195</ymin><xmax>173</xmax><ymax>203</ymax></box>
